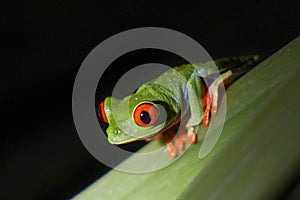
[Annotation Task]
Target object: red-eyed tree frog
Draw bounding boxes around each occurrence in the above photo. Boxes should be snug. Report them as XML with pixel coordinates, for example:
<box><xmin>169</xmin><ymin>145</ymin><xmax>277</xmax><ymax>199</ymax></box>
<box><xmin>98</xmin><ymin>56</ymin><xmax>260</xmax><ymax>158</ymax></box>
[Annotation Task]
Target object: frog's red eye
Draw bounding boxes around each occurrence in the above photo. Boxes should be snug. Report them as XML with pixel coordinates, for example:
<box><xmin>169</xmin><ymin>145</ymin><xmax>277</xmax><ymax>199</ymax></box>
<box><xmin>98</xmin><ymin>100</ymin><xmax>108</xmax><ymax>123</ymax></box>
<box><xmin>133</xmin><ymin>103</ymin><xmax>159</xmax><ymax>127</ymax></box>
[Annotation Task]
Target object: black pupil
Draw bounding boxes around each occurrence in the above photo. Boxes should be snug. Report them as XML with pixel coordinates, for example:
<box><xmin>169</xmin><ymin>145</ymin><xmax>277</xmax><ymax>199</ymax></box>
<box><xmin>140</xmin><ymin>111</ymin><xmax>151</xmax><ymax>124</ymax></box>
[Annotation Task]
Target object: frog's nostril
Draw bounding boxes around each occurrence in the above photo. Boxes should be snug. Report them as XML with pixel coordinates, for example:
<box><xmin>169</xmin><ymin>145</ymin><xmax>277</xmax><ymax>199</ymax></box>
<box><xmin>114</xmin><ymin>129</ymin><xmax>121</xmax><ymax>134</ymax></box>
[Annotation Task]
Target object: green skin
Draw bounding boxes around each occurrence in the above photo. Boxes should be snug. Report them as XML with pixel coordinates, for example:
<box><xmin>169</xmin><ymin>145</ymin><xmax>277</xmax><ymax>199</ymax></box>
<box><xmin>101</xmin><ymin>56</ymin><xmax>260</xmax><ymax>144</ymax></box>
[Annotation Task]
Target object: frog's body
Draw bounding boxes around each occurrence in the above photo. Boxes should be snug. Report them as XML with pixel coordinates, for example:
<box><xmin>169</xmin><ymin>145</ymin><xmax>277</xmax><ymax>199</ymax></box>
<box><xmin>99</xmin><ymin>55</ymin><xmax>260</xmax><ymax>157</ymax></box>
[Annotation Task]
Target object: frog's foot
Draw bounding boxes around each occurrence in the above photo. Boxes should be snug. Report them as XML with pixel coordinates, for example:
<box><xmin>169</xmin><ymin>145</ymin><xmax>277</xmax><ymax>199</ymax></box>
<box><xmin>163</xmin><ymin>132</ymin><xmax>183</xmax><ymax>158</ymax></box>
<box><xmin>201</xmin><ymin>71</ymin><xmax>233</xmax><ymax>126</ymax></box>
<box><xmin>163</xmin><ymin>127</ymin><xmax>197</xmax><ymax>158</ymax></box>
<box><xmin>186</xmin><ymin>127</ymin><xmax>197</xmax><ymax>144</ymax></box>
<box><xmin>201</xmin><ymin>90</ymin><xmax>213</xmax><ymax>126</ymax></box>
<box><xmin>178</xmin><ymin>127</ymin><xmax>197</xmax><ymax>144</ymax></box>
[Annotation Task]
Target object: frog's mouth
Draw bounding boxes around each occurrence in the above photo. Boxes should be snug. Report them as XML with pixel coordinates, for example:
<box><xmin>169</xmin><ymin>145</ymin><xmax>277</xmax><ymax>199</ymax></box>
<box><xmin>111</xmin><ymin>129</ymin><xmax>163</xmax><ymax>145</ymax></box>
<box><xmin>109</xmin><ymin>125</ymin><xmax>166</xmax><ymax>145</ymax></box>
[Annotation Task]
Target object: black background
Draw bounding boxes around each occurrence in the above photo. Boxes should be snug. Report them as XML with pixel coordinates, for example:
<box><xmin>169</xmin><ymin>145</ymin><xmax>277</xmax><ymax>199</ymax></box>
<box><xmin>1</xmin><ymin>0</ymin><xmax>300</xmax><ymax>199</ymax></box>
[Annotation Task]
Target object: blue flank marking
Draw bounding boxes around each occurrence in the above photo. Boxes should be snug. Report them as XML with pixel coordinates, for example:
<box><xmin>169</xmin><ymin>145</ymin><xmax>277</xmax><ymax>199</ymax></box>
<box><xmin>183</xmin><ymin>86</ymin><xmax>189</xmax><ymax>103</ymax></box>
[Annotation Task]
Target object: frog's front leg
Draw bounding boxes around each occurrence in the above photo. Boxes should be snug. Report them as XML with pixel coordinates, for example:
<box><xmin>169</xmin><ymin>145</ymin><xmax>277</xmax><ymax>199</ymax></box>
<box><xmin>184</xmin><ymin>74</ymin><xmax>204</xmax><ymax>143</ymax></box>
<box><xmin>161</xmin><ymin>112</ymin><xmax>197</xmax><ymax>158</ymax></box>
<box><xmin>159</xmin><ymin>76</ymin><xmax>202</xmax><ymax>158</ymax></box>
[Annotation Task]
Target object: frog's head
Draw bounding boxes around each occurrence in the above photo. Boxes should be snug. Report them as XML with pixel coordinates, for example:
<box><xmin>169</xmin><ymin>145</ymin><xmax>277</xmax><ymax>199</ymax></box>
<box><xmin>98</xmin><ymin>84</ymin><xmax>179</xmax><ymax>144</ymax></box>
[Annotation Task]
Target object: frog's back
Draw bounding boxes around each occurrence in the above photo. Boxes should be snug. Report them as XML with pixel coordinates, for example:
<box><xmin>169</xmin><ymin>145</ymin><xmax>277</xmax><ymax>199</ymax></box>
<box><xmin>151</xmin><ymin>64</ymin><xmax>196</xmax><ymax>90</ymax></box>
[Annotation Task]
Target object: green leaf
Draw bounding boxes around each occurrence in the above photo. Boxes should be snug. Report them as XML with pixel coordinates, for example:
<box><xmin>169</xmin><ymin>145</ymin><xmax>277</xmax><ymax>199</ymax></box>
<box><xmin>178</xmin><ymin>36</ymin><xmax>300</xmax><ymax>200</ymax></box>
<box><xmin>73</xmin><ymin>37</ymin><xmax>300</xmax><ymax>200</ymax></box>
